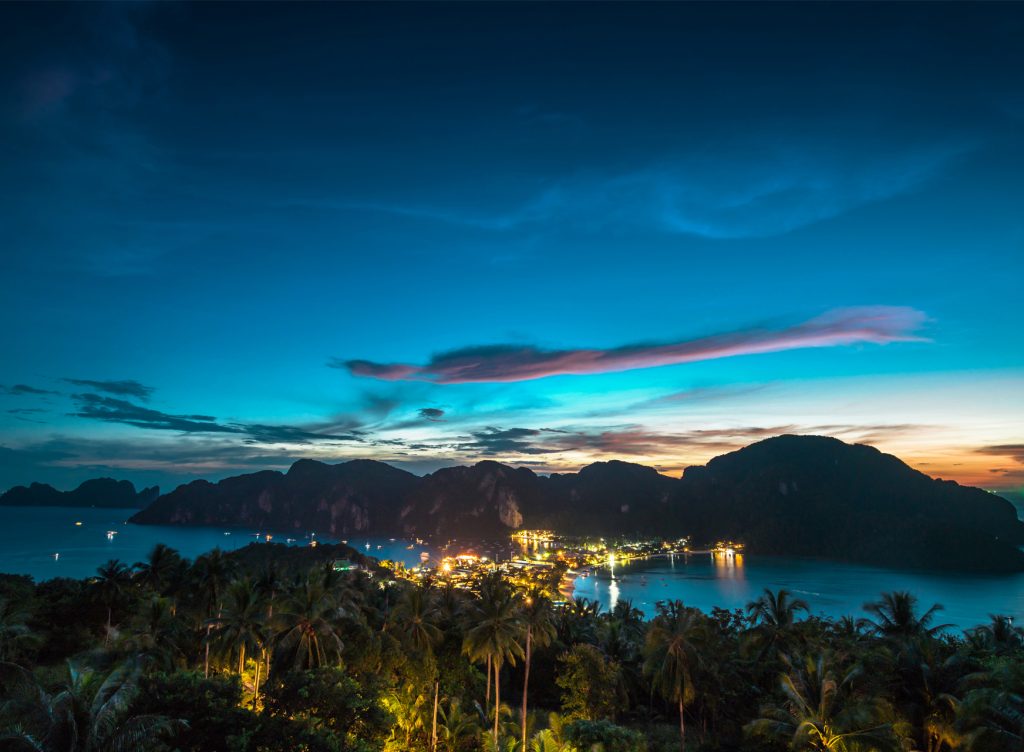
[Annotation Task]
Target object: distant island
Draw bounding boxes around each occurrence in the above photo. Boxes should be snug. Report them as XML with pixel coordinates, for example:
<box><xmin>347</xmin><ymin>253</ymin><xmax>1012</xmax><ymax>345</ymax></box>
<box><xmin>120</xmin><ymin>435</ymin><xmax>1024</xmax><ymax>573</ymax></box>
<box><xmin>0</xmin><ymin>478</ymin><xmax>159</xmax><ymax>509</ymax></box>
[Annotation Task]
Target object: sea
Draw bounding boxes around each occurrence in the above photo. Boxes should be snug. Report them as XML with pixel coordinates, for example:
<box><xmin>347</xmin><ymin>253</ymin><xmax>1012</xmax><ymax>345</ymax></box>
<box><xmin>0</xmin><ymin>506</ymin><xmax>434</xmax><ymax>580</ymax></box>
<box><xmin>2</xmin><ymin>505</ymin><xmax>1023</xmax><ymax>631</ymax></box>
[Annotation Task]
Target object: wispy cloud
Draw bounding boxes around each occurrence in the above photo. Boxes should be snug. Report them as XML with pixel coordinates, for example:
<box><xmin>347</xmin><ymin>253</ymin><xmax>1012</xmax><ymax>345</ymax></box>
<box><xmin>329</xmin><ymin>139</ymin><xmax>971</xmax><ymax>240</ymax></box>
<box><xmin>68</xmin><ymin>392</ymin><xmax>365</xmax><ymax>446</ymax></box>
<box><xmin>240</xmin><ymin>423</ymin><xmax>362</xmax><ymax>445</ymax></box>
<box><xmin>2</xmin><ymin>384</ymin><xmax>59</xmax><ymax>396</ymax></box>
<box><xmin>70</xmin><ymin>393</ymin><xmax>238</xmax><ymax>433</ymax></box>
<box><xmin>454</xmin><ymin>427</ymin><xmax>566</xmax><ymax>456</ymax></box>
<box><xmin>418</xmin><ymin>408</ymin><xmax>446</xmax><ymax>422</ymax></box>
<box><xmin>63</xmin><ymin>378</ymin><xmax>154</xmax><ymax>400</ymax></box>
<box><xmin>977</xmin><ymin>444</ymin><xmax>1024</xmax><ymax>464</ymax></box>
<box><xmin>338</xmin><ymin>306</ymin><xmax>927</xmax><ymax>384</ymax></box>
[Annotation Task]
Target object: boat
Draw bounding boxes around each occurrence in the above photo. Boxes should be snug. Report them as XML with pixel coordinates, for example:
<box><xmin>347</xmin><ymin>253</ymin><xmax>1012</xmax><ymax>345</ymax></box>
<box><xmin>74</xmin><ymin>521</ymin><xmax>82</xmax><ymax>526</ymax></box>
<box><xmin>365</xmin><ymin>542</ymin><xmax>371</xmax><ymax>550</ymax></box>
<box><xmin>106</xmin><ymin>530</ymin><xmax>117</xmax><ymax>541</ymax></box>
<box><xmin>54</xmin><ymin>553</ymin><xmax>59</xmax><ymax>560</ymax></box>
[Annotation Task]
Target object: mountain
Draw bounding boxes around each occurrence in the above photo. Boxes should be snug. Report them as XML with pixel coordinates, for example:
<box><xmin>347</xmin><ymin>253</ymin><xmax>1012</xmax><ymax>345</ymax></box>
<box><xmin>126</xmin><ymin>435</ymin><xmax>1024</xmax><ymax>571</ymax></box>
<box><xmin>674</xmin><ymin>435</ymin><xmax>1024</xmax><ymax>572</ymax></box>
<box><xmin>130</xmin><ymin>459</ymin><xmax>419</xmax><ymax>535</ymax></box>
<box><xmin>0</xmin><ymin>478</ymin><xmax>159</xmax><ymax>508</ymax></box>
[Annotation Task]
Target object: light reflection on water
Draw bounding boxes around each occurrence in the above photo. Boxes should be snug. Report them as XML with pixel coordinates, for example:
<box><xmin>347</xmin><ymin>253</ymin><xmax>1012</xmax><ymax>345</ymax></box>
<box><xmin>571</xmin><ymin>551</ymin><xmax>1024</xmax><ymax>630</ymax></box>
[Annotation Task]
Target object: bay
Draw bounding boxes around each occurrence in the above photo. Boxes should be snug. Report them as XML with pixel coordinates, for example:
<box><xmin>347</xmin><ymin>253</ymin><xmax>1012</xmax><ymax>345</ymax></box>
<box><xmin>0</xmin><ymin>506</ymin><xmax>433</xmax><ymax>581</ymax></box>
<box><xmin>3</xmin><ymin>506</ymin><xmax>1023</xmax><ymax>631</ymax></box>
<box><xmin>573</xmin><ymin>552</ymin><xmax>1024</xmax><ymax>630</ymax></box>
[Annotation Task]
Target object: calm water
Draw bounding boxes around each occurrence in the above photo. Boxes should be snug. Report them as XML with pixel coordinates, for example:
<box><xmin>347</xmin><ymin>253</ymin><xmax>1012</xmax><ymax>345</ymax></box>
<box><xmin>0</xmin><ymin>506</ymin><xmax>434</xmax><ymax>581</ymax></box>
<box><xmin>3</xmin><ymin>506</ymin><xmax>1023</xmax><ymax>631</ymax></box>
<box><xmin>573</xmin><ymin>552</ymin><xmax>1024</xmax><ymax>631</ymax></box>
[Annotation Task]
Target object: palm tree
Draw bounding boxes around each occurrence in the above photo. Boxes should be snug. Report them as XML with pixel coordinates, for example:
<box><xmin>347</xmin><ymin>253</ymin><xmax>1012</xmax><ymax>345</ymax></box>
<box><xmin>392</xmin><ymin>584</ymin><xmax>443</xmax><ymax>751</ymax></box>
<box><xmin>255</xmin><ymin>563</ymin><xmax>283</xmax><ymax>620</ymax></box>
<box><xmin>132</xmin><ymin>543</ymin><xmax>182</xmax><ymax>596</ymax></box>
<box><xmin>610</xmin><ymin>599</ymin><xmax>645</xmax><ymax>643</ymax></box>
<box><xmin>643</xmin><ymin>600</ymin><xmax>705</xmax><ymax>752</ymax></box>
<box><xmin>270</xmin><ymin>574</ymin><xmax>344</xmax><ymax>675</ymax></box>
<box><xmin>209</xmin><ymin>578</ymin><xmax>267</xmax><ymax>706</ymax></box>
<box><xmin>746</xmin><ymin>588</ymin><xmax>808</xmax><ymax>659</ymax></box>
<box><xmin>383</xmin><ymin>683</ymin><xmax>429</xmax><ymax>751</ymax></box>
<box><xmin>463</xmin><ymin>575</ymin><xmax>524</xmax><ymax>747</ymax></box>
<box><xmin>745</xmin><ymin>652</ymin><xmax>898</xmax><ymax>752</ymax></box>
<box><xmin>967</xmin><ymin>615</ymin><xmax>1024</xmax><ymax>655</ymax></box>
<box><xmin>893</xmin><ymin>639</ymin><xmax>968</xmax><ymax>752</ymax></box>
<box><xmin>958</xmin><ymin>659</ymin><xmax>1024</xmax><ymax>752</ymax></box>
<box><xmin>192</xmin><ymin>548</ymin><xmax>236</xmax><ymax>677</ymax></box>
<box><xmin>92</xmin><ymin>559</ymin><xmax>132</xmax><ymax>645</ymax></box>
<box><xmin>861</xmin><ymin>591</ymin><xmax>950</xmax><ymax>642</ymax></box>
<box><xmin>520</xmin><ymin>589</ymin><xmax>556</xmax><ymax>752</ymax></box>
<box><xmin>747</xmin><ymin>588</ymin><xmax>809</xmax><ymax>630</ymax></box>
<box><xmin>557</xmin><ymin>597</ymin><xmax>601</xmax><ymax>646</ymax></box>
<box><xmin>122</xmin><ymin>595</ymin><xmax>187</xmax><ymax>672</ymax></box>
<box><xmin>436</xmin><ymin>698</ymin><xmax>481</xmax><ymax>752</ymax></box>
<box><xmin>529</xmin><ymin>713</ymin><xmax>573</xmax><ymax>752</ymax></box>
<box><xmin>0</xmin><ymin>659</ymin><xmax>182</xmax><ymax>752</ymax></box>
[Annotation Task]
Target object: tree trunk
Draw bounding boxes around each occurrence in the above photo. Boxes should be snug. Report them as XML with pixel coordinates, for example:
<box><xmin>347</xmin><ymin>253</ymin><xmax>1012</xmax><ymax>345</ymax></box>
<box><xmin>679</xmin><ymin>696</ymin><xmax>686</xmax><ymax>752</ymax></box>
<box><xmin>239</xmin><ymin>642</ymin><xmax>246</xmax><ymax>676</ymax></box>
<box><xmin>205</xmin><ymin>602</ymin><xmax>222</xmax><ymax>678</ymax></box>
<box><xmin>431</xmin><ymin>678</ymin><xmax>439</xmax><ymax>752</ymax></box>
<box><xmin>105</xmin><ymin>606</ymin><xmax>112</xmax><ymax>645</ymax></box>
<box><xmin>486</xmin><ymin>655</ymin><xmax>492</xmax><ymax>711</ymax></box>
<box><xmin>521</xmin><ymin>626</ymin><xmax>532</xmax><ymax>752</ymax></box>
<box><xmin>494</xmin><ymin>661</ymin><xmax>501</xmax><ymax>745</ymax></box>
<box><xmin>253</xmin><ymin>651</ymin><xmax>262</xmax><ymax>709</ymax></box>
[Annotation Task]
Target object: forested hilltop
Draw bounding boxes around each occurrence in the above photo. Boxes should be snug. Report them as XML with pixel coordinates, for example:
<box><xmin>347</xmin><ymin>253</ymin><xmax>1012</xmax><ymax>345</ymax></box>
<box><xmin>1</xmin><ymin>542</ymin><xmax>1023</xmax><ymax>752</ymax></box>
<box><xmin>127</xmin><ymin>436</ymin><xmax>1024</xmax><ymax>572</ymax></box>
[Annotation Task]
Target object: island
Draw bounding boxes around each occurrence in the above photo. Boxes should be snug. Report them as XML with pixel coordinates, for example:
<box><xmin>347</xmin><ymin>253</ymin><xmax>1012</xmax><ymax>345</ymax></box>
<box><xmin>123</xmin><ymin>435</ymin><xmax>1024</xmax><ymax>572</ymax></box>
<box><xmin>0</xmin><ymin>478</ymin><xmax>159</xmax><ymax>509</ymax></box>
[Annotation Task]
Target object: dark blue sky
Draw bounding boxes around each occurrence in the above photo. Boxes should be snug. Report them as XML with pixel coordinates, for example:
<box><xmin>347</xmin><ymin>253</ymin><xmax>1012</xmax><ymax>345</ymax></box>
<box><xmin>1</xmin><ymin>2</ymin><xmax>1022</xmax><ymax>494</ymax></box>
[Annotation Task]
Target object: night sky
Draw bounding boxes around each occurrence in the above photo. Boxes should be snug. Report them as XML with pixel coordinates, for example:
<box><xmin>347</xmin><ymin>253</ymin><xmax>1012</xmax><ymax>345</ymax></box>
<box><xmin>1</xmin><ymin>2</ymin><xmax>1022</xmax><ymax>496</ymax></box>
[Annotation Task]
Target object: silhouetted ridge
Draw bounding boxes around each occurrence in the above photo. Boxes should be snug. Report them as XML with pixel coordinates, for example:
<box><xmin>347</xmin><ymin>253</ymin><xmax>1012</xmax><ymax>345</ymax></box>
<box><xmin>131</xmin><ymin>459</ymin><xmax>418</xmax><ymax>535</ymax></box>
<box><xmin>0</xmin><ymin>478</ymin><xmax>158</xmax><ymax>508</ymax></box>
<box><xmin>124</xmin><ymin>436</ymin><xmax>1024</xmax><ymax>571</ymax></box>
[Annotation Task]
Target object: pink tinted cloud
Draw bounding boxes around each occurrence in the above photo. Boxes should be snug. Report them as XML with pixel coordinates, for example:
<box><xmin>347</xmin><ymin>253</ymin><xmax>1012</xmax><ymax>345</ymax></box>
<box><xmin>339</xmin><ymin>306</ymin><xmax>928</xmax><ymax>384</ymax></box>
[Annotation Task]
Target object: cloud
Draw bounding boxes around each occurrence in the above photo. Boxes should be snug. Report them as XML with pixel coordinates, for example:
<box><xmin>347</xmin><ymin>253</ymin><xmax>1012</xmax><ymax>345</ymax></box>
<box><xmin>330</xmin><ymin>139</ymin><xmax>971</xmax><ymax>240</ymax></box>
<box><xmin>239</xmin><ymin>423</ymin><xmax>362</xmax><ymax>445</ymax></box>
<box><xmin>63</xmin><ymin>378</ymin><xmax>154</xmax><ymax>400</ymax></box>
<box><xmin>418</xmin><ymin>408</ymin><xmax>446</xmax><ymax>422</ymax></box>
<box><xmin>70</xmin><ymin>393</ymin><xmax>239</xmax><ymax>433</ymax></box>
<box><xmin>68</xmin><ymin>393</ymin><xmax>365</xmax><ymax>446</ymax></box>
<box><xmin>409</xmin><ymin>422</ymin><xmax>938</xmax><ymax>466</ymax></box>
<box><xmin>2</xmin><ymin>384</ymin><xmax>59</xmax><ymax>396</ymax></box>
<box><xmin>340</xmin><ymin>306</ymin><xmax>927</xmax><ymax>384</ymax></box>
<box><xmin>977</xmin><ymin>445</ymin><xmax>1024</xmax><ymax>464</ymax></box>
<box><xmin>455</xmin><ymin>427</ymin><xmax>566</xmax><ymax>456</ymax></box>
